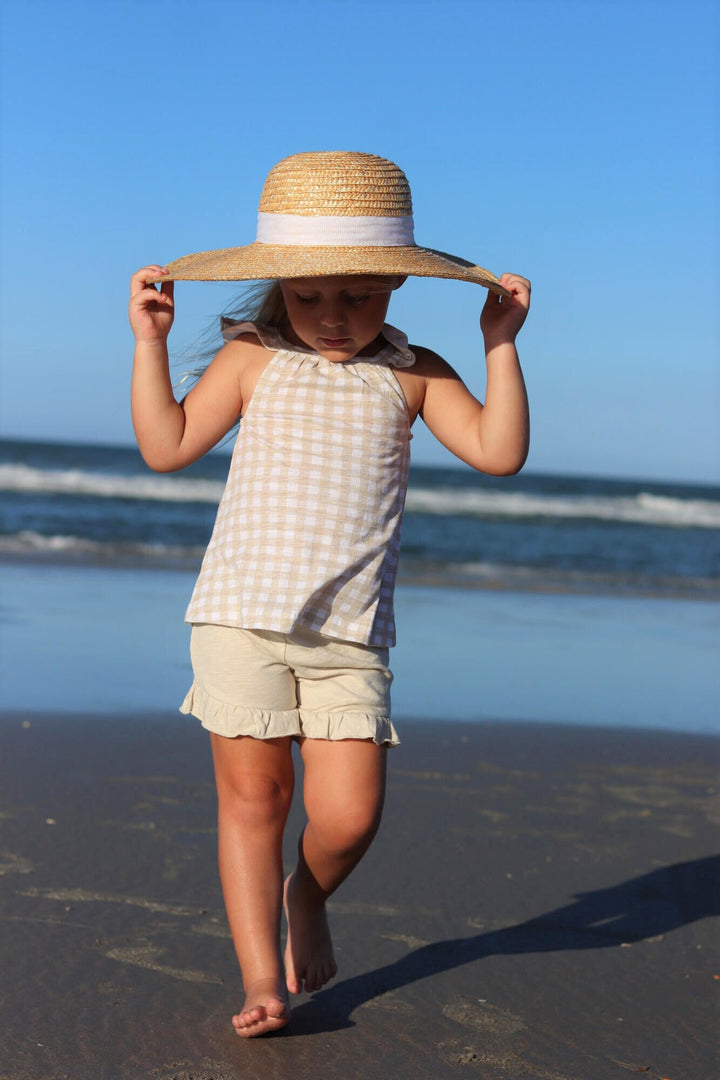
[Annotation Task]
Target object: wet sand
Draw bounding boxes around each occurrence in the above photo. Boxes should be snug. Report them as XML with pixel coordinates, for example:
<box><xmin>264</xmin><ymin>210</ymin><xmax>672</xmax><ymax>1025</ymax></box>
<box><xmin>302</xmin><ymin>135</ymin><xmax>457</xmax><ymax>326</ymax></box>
<box><xmin>0</xmin><ymin>711</ymin><xmax>717</xmax><ymax>1080</ymax></box>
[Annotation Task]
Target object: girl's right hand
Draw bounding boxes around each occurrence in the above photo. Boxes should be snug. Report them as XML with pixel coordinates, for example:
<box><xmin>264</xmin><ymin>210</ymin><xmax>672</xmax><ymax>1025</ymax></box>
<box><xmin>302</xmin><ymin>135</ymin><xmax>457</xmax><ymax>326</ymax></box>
<box><xmin>129</xmin><ymin>265</ymin><xmax>174</xmax><ymax>344</ymax></box>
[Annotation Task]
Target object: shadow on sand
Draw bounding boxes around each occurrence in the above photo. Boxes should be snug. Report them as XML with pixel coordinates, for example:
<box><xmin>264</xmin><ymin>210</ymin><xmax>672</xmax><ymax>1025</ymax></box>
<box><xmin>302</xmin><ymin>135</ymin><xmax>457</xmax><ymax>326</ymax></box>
<box><xmin>289</xmin><ymin>855</ymin><xmax>720</xmax><ymax>1034</ymax></box>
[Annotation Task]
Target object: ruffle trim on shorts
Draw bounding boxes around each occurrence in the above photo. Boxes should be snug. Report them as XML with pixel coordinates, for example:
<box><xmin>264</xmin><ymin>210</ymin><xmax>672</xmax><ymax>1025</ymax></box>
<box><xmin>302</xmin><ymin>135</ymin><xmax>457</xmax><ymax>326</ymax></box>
<box><xmin>300</xmin><ymin>709</ymin><xmax>400</xmax><ymax>747</ymax></box>
<box><xmin>179</xmin><ymin>683</ymin><xmax>399</xmax><ymax>746</ymax></box>
<box><xmin>179</xmin><ymin>681</ymin><xmax>300</xmax><ymax>739</ymax></box>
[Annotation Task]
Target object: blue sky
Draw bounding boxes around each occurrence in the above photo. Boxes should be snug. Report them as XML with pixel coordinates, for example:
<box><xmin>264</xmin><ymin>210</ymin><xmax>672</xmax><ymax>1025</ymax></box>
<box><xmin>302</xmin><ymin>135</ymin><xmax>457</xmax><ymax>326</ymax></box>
<box><xmin>1</xmin><ymin>0</ymin><xmax>717</xmax><ymax>483</ymax></box>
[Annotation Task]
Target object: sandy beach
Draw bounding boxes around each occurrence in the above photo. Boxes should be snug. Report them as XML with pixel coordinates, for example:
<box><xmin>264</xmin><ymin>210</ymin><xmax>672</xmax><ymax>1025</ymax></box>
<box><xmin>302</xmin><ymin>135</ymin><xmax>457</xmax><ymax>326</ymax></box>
<box><xmin>1</xmin><ymin>710</ymin><xmax>717</xmax><ymax>1080</ymax></box>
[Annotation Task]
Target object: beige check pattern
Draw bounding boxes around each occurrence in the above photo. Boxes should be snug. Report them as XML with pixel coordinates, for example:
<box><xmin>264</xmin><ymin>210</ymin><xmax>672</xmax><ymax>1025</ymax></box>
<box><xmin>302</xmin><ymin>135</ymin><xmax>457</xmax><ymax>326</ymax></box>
<box><xmin>185</xmin><ymin>322</ymin><xmax>414</xmax><ymax>647</ymax></box>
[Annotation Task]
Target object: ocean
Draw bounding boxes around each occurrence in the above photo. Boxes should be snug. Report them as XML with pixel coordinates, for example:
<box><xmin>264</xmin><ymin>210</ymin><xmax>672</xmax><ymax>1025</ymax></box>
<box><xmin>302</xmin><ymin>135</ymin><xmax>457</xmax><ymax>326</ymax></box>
<box><xmin>1</xmin><ymin>437</ymin><xmax>718</xmax><ymax>732</ymax></box>
<box><xmin>1</xmin><ymin>437</ymin><xmax>718</xmax><ymax>595</ymax></box>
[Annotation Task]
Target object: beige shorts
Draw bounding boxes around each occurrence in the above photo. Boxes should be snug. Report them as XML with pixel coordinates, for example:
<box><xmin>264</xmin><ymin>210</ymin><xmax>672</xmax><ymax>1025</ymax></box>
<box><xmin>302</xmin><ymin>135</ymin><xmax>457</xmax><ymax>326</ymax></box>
<box><xmin>180</xmin><ymin>624</ymin><xmax>399</xmax><ymax>746</ymax></box>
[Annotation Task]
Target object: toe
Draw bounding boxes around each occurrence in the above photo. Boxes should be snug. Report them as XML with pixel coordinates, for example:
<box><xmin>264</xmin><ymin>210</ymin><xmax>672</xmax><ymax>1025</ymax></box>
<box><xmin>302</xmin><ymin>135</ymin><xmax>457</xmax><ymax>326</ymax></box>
<box><xmin>234</xmin><ymin>1005</ymin><xmax>263</xmax><ymax>1028</ymax></box>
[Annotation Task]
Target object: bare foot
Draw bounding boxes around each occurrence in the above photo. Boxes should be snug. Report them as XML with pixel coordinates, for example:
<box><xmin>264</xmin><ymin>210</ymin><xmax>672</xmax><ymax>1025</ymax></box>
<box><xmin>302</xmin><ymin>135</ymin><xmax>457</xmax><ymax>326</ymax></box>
<box><xmin>284</xmin><ymin>873</ymin><xmax>338</xmax><ymax>994</ymax></box>
<box><xmin>232</xmin><ymin>977</ymin><xmax>288</xmax><ymax>1037</ymax></box>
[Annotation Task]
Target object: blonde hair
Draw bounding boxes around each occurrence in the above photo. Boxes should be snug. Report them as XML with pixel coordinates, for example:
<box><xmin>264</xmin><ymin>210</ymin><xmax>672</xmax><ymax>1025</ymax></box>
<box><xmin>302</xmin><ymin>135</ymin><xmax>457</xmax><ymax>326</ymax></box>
<box><xmin>173</xmin><ymin>281</ymin><xmax>287</xmax><ymax>403</ymax></box>
<box><xmin>222</xmin><ymin>280</ymin><xmax>288</xmax><ymax>328</ymax></box>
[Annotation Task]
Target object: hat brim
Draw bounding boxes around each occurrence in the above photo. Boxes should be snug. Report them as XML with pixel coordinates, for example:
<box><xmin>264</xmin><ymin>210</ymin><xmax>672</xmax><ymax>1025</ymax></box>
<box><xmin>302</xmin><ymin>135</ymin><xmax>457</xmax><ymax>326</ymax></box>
<box><xmin>150</xmin><ymin>242</ymin><xmax>509</xmax><ymax>296</ymax></box>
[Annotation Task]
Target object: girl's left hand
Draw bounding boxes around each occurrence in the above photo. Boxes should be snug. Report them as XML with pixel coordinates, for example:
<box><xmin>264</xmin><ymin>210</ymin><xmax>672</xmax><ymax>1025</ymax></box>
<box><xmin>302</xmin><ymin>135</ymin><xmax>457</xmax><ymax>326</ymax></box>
<box><xmin>480</xmin><ymin>273</ymin><xmax>531</xmax><ymax>346</ymax></box>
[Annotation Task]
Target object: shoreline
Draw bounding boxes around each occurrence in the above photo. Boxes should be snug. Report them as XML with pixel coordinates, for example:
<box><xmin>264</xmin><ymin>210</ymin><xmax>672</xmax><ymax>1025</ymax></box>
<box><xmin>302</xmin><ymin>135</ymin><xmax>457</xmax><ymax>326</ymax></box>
<box><xmin>0</xmin><ymin>711</ymin><xmax>717</xmax><ymax>1080</ymax></box>
<box><xmin>6</xmin><ymin>706</ymin><xmax>720</xmax><ymax>742</ymax></box>
<box><xmin>3</xmin><ymin>562</ymin><xmax>718</xmax><ymax>735</ymax></box>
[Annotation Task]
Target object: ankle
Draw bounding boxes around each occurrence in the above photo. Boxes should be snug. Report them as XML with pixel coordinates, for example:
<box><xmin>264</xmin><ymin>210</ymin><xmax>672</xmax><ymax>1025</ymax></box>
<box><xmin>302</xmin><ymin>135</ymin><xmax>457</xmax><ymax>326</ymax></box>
<box><xmin>243</xmin><ymin>975</ymin><xmax>287</xmax><ymax>1000</ymax></box>
<box><xmin>287</xmin><ymin>867</ymin><xmax>328</xmax><ymax>909</ymax></box>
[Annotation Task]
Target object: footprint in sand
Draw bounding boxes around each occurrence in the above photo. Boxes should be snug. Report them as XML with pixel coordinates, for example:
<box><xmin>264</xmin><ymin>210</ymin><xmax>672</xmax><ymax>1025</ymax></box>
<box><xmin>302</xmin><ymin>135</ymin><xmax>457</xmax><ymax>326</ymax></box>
<box><xmin>147</xmin><ymin>1060</ymin><xmax>237</xmax><ymax>1080</ymax></box>
<box><xmin>359</xmin><ymin>989</ymin><xmax>415</xmax><ymax>1014</ymax></box>
<box><xmin>379</xmin><ymin>930</ymin><xmax>429</xmax><ymax>950</ymax></box>
<box><xmin>104</xmin><ymin>942</ymin><xmax>223</xmax><ymax>985</ymax></box>
<box><xmin>190</xmin><ymin>919</ymin><xmax>232</xmax><ymax>939</ymax></box>
<box><xmin>442</xmin><ymin>998</ymin><xmax>525</xmax><ymax>1035</ymax></box>
<box><xmin>439</xmin><ymin>999</ymin><xmax>570</xmax><ymax>1078</ymax></box>
<box><xmin>20</xmin><ymin>885</ymin><xmax>202</xmax><ymax>916</ymax></box>
<box><xmin>440</xmin><ymin>999</ymin><xmax>523</xmax><ymax>1073</ymax></box>
<box><xmin>0</xmin><ymin>851</ymin><xmax>34</xmax><ymax>876</ymax></box>
<box><xmin>437</xmin><ymin>1040</ymin><xmax>571</xmax><ymax>1078</ymax></box>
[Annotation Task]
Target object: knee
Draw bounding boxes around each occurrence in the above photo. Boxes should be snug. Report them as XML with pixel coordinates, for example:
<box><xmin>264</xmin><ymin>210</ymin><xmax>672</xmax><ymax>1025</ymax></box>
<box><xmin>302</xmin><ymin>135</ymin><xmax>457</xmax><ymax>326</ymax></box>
<box><xmin>309</xmin><ymin>800</ymin><xmax>383</xmax><ymax>858</ymax></box>
<box><xmin>217</xmin><ymin>770</ymin><xmax>293</xmax><ymax>830</ymax></box>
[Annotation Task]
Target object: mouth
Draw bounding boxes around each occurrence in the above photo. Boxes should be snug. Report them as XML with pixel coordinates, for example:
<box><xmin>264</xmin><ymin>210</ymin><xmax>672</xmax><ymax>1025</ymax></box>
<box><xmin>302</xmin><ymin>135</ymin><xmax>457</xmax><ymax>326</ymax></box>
<box><xmin>319</xmin><ymin>337</ymin><xmax>351</xmax><ymax>348</ymax></box>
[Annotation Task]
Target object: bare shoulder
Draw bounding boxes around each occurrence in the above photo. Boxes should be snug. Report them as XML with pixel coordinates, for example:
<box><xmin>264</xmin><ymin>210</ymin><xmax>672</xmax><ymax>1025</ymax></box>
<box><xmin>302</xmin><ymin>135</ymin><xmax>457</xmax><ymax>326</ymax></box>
<box><xmin>393</xmin><ymin>343</ymin><xmax>464</xmax><ymax>423</ymax></box>
<box><xmin>218</xmin><ymin>331</ymin><xmax>269</xmax><ymax>364</ymax></box>
<box><xmin>212</xmin><ymin>332</ymin><xmax>273</xmax><ymax>410</ymax></box>
<box><xmin>410</xmin><ymin>344</ymin><xmax>463</xmax><ymax>378</ymax></box>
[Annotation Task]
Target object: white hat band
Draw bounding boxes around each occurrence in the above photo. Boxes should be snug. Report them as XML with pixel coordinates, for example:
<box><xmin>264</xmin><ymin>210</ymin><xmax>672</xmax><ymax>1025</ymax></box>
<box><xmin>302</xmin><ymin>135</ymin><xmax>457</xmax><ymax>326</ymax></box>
<box><xmin>256</xmin><ymin>211</ymin><xmax>415</xmax><ymax>247</ymax></box>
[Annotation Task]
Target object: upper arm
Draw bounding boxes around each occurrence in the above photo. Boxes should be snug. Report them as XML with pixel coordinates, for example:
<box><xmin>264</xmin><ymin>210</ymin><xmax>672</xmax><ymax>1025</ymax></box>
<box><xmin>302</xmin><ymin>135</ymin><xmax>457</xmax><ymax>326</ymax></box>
<box><xmin>174</xmin><ymin>336</ymin><xmax>258</xmax><ymax>465</ymax></box>
<box><xmin>410</xmin><ymin>347</ymin><xmax>489</xmax><ymax>470</ymax></box>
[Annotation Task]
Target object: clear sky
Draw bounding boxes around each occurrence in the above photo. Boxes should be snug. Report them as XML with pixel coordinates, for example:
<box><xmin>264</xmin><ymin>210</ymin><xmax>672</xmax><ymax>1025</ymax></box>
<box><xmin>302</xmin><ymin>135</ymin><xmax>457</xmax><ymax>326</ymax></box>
<box><xmin>1</xmin><ymin>0</ymin><xmax>717</xmax><ymax>483</ymax></box>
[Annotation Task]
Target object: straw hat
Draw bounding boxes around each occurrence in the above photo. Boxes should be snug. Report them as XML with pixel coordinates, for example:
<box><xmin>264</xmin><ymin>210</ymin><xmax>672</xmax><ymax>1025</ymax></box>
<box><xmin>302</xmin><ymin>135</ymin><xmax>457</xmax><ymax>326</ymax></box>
<box><xmin>155</xmin><ymin>151</ymin><xmax>508</xmax><ymax>295</ymax></box>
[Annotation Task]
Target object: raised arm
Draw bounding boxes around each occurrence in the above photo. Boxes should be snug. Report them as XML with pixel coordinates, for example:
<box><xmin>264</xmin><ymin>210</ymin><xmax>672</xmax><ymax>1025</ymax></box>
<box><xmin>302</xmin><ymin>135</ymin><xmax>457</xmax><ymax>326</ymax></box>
<box><xmin>129</xmin><ymin>266</ymin><xmax>244</xmax><ymax>472</ymax></box>
<box><xmin>414</xmin><ymin>273</ymin><xmax>530</xmax><ymax>475</ymax></box>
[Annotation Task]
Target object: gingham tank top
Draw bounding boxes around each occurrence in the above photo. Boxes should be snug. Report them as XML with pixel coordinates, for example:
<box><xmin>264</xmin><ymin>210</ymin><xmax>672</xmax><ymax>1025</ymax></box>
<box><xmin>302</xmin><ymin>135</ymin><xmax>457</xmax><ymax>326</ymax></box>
<box><xmin>184</xmin><ymin>320</ymin><xmax>415</xmax><ymax>646</ymax></box>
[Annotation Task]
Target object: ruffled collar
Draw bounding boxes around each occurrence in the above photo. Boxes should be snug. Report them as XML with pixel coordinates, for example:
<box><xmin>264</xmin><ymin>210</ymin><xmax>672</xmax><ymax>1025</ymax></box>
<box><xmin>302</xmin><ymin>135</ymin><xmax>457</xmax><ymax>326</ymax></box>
<box><xmin>220</xmin><ymin>318</ymin><xmax>416</xmax><ymax>369</ymax></box>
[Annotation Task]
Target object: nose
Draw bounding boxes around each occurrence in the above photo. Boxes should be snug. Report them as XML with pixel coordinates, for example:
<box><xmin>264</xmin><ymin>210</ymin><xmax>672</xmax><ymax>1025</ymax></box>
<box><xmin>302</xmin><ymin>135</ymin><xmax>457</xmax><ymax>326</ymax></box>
<box><xmin>319</xmin><ymin>297</ymin><xmax>345</xmax><ymax>330</ymax></box>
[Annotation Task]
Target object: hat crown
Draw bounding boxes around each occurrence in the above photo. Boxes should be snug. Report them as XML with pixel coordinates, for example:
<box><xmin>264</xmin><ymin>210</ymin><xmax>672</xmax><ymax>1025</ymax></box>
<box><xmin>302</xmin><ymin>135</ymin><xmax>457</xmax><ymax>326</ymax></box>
<box><xmin>258</xmin><ymin>152</ymin><xmax>413</xmax><ymax>219</ymax></box>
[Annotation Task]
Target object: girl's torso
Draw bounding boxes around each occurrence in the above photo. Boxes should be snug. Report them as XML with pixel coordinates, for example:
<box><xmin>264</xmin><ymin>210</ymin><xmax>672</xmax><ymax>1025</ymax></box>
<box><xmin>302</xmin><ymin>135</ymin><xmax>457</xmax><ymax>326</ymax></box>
<box><xmin>184</xmin><ymin>322</ymin><xmax>419</xmax><ymax>646</ymax></box>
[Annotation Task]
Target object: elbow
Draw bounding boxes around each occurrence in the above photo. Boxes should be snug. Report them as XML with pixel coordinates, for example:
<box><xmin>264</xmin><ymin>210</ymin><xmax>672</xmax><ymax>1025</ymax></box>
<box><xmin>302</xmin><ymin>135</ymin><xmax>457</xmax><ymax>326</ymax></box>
<box><xmin>470</xmin><ymin>443</ymin><xmax>529</xmax><ymax>477</ymax></box>
<box><xmin>494</xmin><ymin>450</ymin><xmax>529</xmax><ymax>476</ymax></box>
<box><xmin>137</xmin><ymin>444</ymin><xmax>185</xmax><ymax>473</ymax></box>
<box><xmin>142</xmin><ymin>454</ymin><xmax>183</xmax><ymax>474</ymax></box>
<box><xmin>482</xmin><ymin>460</ymin><xmax>526</xmax><ymax>477</ymax></box>
<box><xmin>492</xmin><ymin>465</ymin><xmax>524</xmax><ymax>478</ymax></box>
<box><xmin>133</xmin><ymin>425</ymin><xmax>186</xmax><ymax>473</ymax></box>
<box><xmin>468</xmin><ymin>413</ymin><xmax>529</xmax><ymax>476</ymax></box>
<box><xmin>486</xmin><ymin>427</ymin><xmax>530</xmax><ymax>476</ymax></box>
<box><xmin>145</xmin><ymin>459</ymin><xmax>178</xmax><ymax>474</ymax></box>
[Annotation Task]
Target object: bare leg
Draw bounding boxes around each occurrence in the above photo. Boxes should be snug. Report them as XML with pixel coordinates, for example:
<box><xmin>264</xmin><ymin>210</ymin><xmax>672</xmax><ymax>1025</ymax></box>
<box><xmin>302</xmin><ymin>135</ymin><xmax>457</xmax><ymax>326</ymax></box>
<box><xmin>284</xmin><ymin>738</ymin><xmax>386</xmax><ymax>994</ymax></box>
<box><xmin>211</xmin><ymin>732</ymin><xmax>295</xmax><ymax>1037</ymax></box>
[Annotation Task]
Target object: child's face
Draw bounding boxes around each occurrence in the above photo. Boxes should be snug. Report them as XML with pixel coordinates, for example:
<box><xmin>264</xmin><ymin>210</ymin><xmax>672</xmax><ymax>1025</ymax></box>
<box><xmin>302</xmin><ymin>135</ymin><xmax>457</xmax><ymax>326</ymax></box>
<box><xmin>280</xmin><ymin>276</ymin><xmax>399</xmax><ymax>362</ymax></box>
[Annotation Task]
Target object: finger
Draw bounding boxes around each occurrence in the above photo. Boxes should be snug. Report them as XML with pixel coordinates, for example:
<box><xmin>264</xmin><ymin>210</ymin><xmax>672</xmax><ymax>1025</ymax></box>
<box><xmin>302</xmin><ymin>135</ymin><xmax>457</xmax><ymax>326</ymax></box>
<box><xmin>130</xmin><ymin>266</ymin><xmax>168</xmax><ymax>295</ymax></box>
<box><xmin>129</xmin><ymin>282</ymin><xmax>173</xmax><ymax>313</ymax></box>
<box><xmin>135</xmin><ymin>282</ymin><xmax>171</xmax><ymax>307</ymax></box>
<box><xmin>498</xmin><ymin>273</ymin><xmax>531</xmax><ymax>296</ymax></box>
<box><xmin>130</xmin><ymin>265</ymin><xmax>166</xmax><ymax>283</ymax></box>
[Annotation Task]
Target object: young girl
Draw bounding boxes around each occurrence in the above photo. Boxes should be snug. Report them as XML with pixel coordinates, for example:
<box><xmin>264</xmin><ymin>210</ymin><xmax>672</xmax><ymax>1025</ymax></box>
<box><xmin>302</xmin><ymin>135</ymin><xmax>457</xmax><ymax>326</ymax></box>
<box><xmin>129</xmin><ymin>151</ymin><xmax>530</xmax><ymax>1038</ymax></box>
